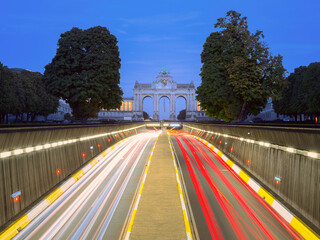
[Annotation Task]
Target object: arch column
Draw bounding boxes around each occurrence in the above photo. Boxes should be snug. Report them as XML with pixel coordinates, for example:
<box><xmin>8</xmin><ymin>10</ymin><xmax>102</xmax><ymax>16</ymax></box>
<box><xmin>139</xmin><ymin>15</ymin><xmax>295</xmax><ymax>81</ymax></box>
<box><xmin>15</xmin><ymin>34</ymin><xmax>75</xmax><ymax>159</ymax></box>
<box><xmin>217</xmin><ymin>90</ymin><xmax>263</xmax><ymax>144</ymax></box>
<box><xmin>153</xmin><ymin>94</ymin><xmax>159</xmax><ymax>121</ymax></box>
<box><xmin>169</xmin><ymin>95</ymin><xmax>176</xmax><ymax>121</ymax></box>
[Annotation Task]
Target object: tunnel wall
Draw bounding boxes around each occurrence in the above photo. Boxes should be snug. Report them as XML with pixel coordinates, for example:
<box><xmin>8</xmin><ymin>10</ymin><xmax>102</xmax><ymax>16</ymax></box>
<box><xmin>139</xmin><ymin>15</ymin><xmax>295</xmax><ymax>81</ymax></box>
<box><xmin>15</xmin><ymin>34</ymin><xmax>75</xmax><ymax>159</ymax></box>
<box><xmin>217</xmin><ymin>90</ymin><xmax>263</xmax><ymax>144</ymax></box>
<box><xmin>184</xmin><ymin>123</ymin><xmax>320</xmax><ymax>229</ymax></box>
<box><xmin>0</xmin><ymin>123</ymin><xmax>145</xmax><ymax>228</ymax></box>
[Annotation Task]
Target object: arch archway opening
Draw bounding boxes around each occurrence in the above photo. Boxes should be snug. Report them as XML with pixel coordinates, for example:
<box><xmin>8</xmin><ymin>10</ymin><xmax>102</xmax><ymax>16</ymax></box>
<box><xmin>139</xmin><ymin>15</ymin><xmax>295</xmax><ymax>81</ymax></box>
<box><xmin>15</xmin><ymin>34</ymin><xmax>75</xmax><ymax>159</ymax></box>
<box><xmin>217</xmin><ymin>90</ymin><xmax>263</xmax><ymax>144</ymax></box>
<box><xmin>176</xmin><ymin>96</ymin><xmax>187</xmax><ymax>121</ymax></box>
<box><xmin>142</xmin><ymin>96</ymin><xmax>153</xmax><ymax>120</ymax></box>
<box><xmin>159</xmin><ymin>96</ymin><xmax>170</xmax><ymax>120</ymax></box>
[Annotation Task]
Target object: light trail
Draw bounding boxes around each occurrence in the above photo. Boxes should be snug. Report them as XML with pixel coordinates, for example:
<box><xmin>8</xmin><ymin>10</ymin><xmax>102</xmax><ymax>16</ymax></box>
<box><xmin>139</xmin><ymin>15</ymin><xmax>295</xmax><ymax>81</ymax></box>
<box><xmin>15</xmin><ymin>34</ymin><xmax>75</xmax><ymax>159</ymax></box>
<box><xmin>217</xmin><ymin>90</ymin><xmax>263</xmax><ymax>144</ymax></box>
<box><xmin>171</xmin><ymin>132</ymin><xmax>304</xmax><ymax>240</ymax></box>
<box><xmin>13</xmin><ymin>132</ymin><xmax>159</xmax><ymax>240</ymax></box>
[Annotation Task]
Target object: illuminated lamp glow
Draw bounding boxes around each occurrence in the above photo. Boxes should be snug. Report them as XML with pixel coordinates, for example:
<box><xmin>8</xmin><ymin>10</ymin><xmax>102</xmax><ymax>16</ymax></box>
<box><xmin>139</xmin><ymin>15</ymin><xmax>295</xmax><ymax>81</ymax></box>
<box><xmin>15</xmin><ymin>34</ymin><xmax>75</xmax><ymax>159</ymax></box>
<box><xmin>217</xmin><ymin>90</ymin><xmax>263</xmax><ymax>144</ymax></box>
<box><xmin>230</xmin><ymin>147</ymin><xmax>234</xmax><ymax>152</ymax></box>
<box><xmin>25</xmin><ymin>147</ymin><xmax>34</xmax><ymax>153</ymax></box>
<box><xmin>82</xmin><ymin>153</ymin><xmax>86</xmax><ymax>157</ymax></box>
<box><xmin>286</xmin><ymin>148</ymin><xmax>295</xmax><ymax>153</ymax></box>
<box><xmin>246</xmin><ymin>160</ymin><xmax>250</xmax><ymax>164</ymax></box>
<box><xmin>13</xmin><ymin>149</ymin><xmax>23</xmax><ymax>155</ymax></box>
<box><xmin>97</xmin><ymin>144</ymin><xmax>101</xmax><ymax>148</ymax></box>
<box><xmin>307</xmin><ymin>152</ymin><xmax>317</xmax><ymax>158</ymax></box>
<box><xmin>108</xmin><ymin>139</ymin><xmax>111</xmax><ymax>142</ymax></box>
<box><xmin>90</xmin><ymin>146</ymin><xmax>94</xmax><ymax>150</ymax></box>
<box><xmin>11</xmin><ymin>191</ymin><xmax>21</xmax><ymax>202</ymax></box>
<box><xmin>52</xmin><ymin>143</ymin><xmax>58</xmax><ymax>147</ymax></box>
<box><xmin>1</xmin><ymin>151</ymin><xmax>11</xmax><ymax>158</ymax></box>
<box><xmin>275</xmin><ymin>176</ymin><xmax>281</xmax><ymax>184</ymax></box>
<box><xmin>44</xmin><ymin>144</ymin><xmax>51</xmax><ymax>149</ymax></box>
<box><xmin>218</xmin><ymin>140</ymin><xmax>222</xmax><ymax>144</ymax></box>
<box><xmin>56</xmin><ymin>169</ymin><xmax>61</xmax><ymax>174</ymax></box>
<box><xmin>211</xmin><ymin>136</ymin><xmax>214</xmax><ymax>139</ymax></box>
<box><xmin>240</xmin><ymin>138</ymin><xmax>244</xmax><ymax>141</ymax></box>
<box><xmin>35</xmin><ymin>145</ymin><xmax>43</xmax><ymax>151</ymax></box>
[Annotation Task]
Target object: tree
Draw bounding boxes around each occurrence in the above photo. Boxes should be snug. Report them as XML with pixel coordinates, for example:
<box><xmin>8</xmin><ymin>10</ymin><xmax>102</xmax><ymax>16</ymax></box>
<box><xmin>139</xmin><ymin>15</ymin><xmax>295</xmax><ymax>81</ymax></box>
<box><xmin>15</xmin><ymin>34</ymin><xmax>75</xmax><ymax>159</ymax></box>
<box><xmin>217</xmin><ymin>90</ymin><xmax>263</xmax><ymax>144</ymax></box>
<box><xmin>0</xmin><ymin>62</ymin><xmax>18</xmax><ymax>123</ymax></box>
<box><xmin>177</xmin><ymin>109</ymin><xmax>186</xmax><ymax>120</ymax></box>
<box><xmin>197</xmin><ymin>11</ymin><xmax>286</xmax><ymax>122</ymax></box>
<box><xmin>143</xmin><ymin>111</ymin><xmax>150</xmax><ymax>120</ymax></box>
<box><xmin>44</xmin><ymin>26</ymin><xmax>123</xmax><ymax>122</ymax></box>
<box><xmin>274</xmin><ymin>62</ymin><xmax>320</xmax><ymax>121</ymax></box>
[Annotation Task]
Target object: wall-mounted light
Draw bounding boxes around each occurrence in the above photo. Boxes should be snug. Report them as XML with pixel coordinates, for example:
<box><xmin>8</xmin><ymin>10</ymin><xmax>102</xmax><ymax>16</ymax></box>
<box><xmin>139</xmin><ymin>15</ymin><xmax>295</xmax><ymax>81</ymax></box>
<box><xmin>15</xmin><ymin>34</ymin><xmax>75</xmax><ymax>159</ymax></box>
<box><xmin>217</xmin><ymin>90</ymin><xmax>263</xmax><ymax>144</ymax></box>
<box><xmin>90</xmin><ymin>146</ymin><xmax>94</xmax><ymax>150</ymax></box>
<box><xmin>56</xmin><ymin>169</ymin><xmax>61</xmax><ymax>175</ymax></box>
<box><xmin>82</xmin><ymin>153</ymin><xmax>86</xmax><ymax>157</ymax></box>
<box><xmin>275</xmin><ymin>176</ymin><xmax>281</xmax><ymax>184</ymax></box>
<box><xmin>12</xmin><ymin>191</ymin><xmax>21</xmax><ymax>202</ymax></box>
<box><xmin>97</xmin><ymin>144</ymin><xmax>101</xmax><ymax>148</ymax></box>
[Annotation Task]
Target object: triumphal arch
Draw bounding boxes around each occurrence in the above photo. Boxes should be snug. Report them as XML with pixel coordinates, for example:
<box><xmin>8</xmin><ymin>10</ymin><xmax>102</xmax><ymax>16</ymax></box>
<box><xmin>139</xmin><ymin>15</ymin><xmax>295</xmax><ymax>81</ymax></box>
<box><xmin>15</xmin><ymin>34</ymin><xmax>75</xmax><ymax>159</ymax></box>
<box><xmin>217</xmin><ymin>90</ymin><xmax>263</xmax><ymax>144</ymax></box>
<box><xmin>133</xmin><ymin>68</ymin><xmax>197</xmax><ymax>121</ymax></box>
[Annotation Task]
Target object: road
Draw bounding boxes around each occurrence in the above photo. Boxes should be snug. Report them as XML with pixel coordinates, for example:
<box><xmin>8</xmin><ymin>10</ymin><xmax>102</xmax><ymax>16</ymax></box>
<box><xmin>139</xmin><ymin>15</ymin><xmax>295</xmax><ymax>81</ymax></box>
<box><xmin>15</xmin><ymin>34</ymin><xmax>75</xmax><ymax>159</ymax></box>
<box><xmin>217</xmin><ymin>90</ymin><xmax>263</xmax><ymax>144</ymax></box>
<box><xmin>170</xmin><ymin>132</ymin><xmax>304</xmax><ymax>240</ymax></box>
<box><xmin>14</xmin><ymin>132</ymin><xmax>158</xmax><ymax>240</ymax></box>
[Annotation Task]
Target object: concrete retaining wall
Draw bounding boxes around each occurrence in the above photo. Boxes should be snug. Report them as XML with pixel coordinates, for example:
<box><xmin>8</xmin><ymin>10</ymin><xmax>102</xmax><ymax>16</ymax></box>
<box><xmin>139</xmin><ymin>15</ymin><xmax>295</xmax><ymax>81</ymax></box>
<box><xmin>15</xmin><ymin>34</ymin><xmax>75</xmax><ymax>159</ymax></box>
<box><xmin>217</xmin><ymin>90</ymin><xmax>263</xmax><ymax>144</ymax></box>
<box><xmin>0</xmin><ymin>123</ymin><xmax>145</xmax><ymax>228</ymax></box>
<box><xmin>184</xmin><ymin>123</ymin><xmax>320</xmax><ymax>229</ymax></box>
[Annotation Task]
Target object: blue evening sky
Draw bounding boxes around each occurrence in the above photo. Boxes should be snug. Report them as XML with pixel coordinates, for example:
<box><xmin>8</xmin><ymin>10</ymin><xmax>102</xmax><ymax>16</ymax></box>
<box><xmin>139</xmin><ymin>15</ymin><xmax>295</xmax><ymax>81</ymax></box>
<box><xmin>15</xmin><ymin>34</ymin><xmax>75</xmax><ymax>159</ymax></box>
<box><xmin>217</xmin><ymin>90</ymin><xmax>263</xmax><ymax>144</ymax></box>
<box><xmin>1</xmin><ymin>0</ymin><xmax>320</xmax><ymax>118</ymax></box>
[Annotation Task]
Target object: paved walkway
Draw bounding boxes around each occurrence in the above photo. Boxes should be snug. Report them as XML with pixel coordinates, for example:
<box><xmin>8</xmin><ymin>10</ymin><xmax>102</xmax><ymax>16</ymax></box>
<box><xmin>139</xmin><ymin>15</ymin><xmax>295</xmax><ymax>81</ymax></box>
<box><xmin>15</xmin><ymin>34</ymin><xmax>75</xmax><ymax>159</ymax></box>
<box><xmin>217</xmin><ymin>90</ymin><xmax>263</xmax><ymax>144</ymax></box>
<box><xmin>129</xmin><ymin>133</ymin><xmax>187</xmax><ymax>240</ymax></box>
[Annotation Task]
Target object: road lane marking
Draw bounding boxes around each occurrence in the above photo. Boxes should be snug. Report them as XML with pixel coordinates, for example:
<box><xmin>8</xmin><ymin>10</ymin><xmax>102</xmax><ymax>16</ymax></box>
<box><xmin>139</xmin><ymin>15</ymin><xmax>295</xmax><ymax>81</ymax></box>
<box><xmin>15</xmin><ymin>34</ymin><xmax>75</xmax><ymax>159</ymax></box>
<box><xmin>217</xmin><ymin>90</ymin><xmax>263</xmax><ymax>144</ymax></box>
<box><xmin>168</xmin><ymin>134</ymin><xmax>193</xmax><ymax>240</ymax></box>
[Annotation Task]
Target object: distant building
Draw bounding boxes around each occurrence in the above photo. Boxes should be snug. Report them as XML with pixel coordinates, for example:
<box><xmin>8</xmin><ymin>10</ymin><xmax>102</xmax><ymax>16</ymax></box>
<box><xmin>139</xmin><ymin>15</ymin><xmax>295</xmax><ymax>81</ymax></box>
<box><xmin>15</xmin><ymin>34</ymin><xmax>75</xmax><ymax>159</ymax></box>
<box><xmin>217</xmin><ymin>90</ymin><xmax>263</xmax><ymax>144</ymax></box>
<box><xmin>47</xmin><ymin>99</ymin><xmax>72</xmax><ymax>122</ymax></box>
<box><xmin>97</xmin><ymin>97</ymin><xmax>134</xmax><ymax>121</ymax></box>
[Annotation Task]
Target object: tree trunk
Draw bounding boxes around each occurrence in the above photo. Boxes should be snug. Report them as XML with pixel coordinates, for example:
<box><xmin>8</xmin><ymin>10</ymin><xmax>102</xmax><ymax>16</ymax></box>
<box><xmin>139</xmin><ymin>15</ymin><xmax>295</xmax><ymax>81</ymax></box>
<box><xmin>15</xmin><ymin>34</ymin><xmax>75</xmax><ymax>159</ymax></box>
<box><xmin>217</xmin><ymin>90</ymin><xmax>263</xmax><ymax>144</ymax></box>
<box><xmin>237</xmin><ymin>101</ymin><xmax>249</xmax><ymax>122</ymax></box>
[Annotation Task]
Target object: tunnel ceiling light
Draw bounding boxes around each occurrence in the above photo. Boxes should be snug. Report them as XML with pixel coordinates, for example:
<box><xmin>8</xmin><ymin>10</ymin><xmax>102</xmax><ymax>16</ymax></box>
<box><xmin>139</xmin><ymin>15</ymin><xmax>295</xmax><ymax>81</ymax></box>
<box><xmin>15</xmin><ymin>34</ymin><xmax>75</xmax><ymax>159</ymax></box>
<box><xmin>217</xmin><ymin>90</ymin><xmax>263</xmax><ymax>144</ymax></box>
<box><xmin>240</xmin><ymin>138</ymin><xmax>244</xmax><ymax>141</ymax></box>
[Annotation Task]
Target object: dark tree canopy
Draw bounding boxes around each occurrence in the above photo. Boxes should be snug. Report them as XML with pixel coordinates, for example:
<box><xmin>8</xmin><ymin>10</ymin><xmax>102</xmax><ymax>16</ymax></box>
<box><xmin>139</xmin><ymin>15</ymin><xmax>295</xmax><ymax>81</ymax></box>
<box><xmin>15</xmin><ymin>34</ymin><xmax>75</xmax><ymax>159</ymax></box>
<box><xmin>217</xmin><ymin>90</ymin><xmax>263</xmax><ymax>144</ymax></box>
<box><xmin>143</xmin><ymin>111</ymin><xmax>150</xmax><ymax>120</ymax></box>
<box><xmin>196</xmin><ymin>10</ymin><xmax>286</xmax><ymax>122</ymax></box>
<box><xmin>274</xmin><ymin>62</ymin><xmax>320</xmax><ymax>120</ymax></box>
<box><xmin>177</xmin><ymin>109</ymin><xmax>186</xmax><ymax>120</ymax></box>
<box><xmin>44</xmin><ymin>26</ymin><xmax>123</xmax><ymax>122</ymax></box>
<box><xmin>0</xmin><ymin>62</ymin><xmax>58</xmax><ymax>123</ymax></box>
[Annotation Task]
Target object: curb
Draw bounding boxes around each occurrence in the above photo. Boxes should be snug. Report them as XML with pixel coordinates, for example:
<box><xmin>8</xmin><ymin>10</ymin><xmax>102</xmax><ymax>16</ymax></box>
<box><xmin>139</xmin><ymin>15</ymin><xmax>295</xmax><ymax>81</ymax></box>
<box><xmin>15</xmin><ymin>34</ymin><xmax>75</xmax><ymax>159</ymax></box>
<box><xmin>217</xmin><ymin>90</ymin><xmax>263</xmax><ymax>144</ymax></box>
<box><xmin>193</xmin><ymin>135</ymin><xmax>320</xmax><ymax>240</ymax></box>
<box><xmin>0</xmin><ymin>132</ymin><xmax>138</xmax><ymax>240</ymax></box>
<box><xmin>168</xmin><ymin>134</ymin><xmax>193</xmax><ymax>240</ymax></box>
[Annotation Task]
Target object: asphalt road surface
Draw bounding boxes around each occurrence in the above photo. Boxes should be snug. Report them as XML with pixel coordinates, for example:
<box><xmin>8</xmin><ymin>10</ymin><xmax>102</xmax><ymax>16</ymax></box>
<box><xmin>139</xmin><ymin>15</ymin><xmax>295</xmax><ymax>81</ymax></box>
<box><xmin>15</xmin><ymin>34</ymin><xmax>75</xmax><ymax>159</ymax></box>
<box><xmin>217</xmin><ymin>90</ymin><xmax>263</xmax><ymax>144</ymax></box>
<box><xmin>14</xmin><ymin>132</ymin><xmax>158</xmax><ymax>240</ymax></box>
<box><xmin>170</xmin><ymin>132</ymin><xmax>304</xmax><ymax>240</ymax></box>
